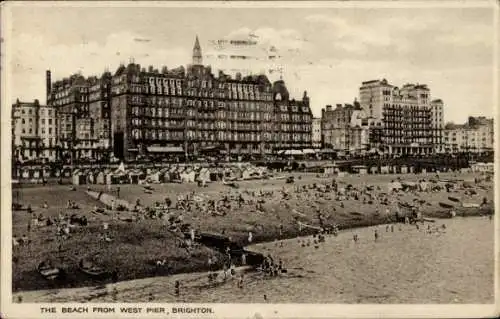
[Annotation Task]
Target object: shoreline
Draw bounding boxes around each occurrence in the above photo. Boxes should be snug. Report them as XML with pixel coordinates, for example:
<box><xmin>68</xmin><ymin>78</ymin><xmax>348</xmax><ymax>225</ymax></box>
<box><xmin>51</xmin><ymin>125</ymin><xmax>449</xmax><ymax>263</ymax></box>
<box><xmin>12</xmin><ymin>210</ymin><xmax>492</xmax><ymax>295</ymax></box>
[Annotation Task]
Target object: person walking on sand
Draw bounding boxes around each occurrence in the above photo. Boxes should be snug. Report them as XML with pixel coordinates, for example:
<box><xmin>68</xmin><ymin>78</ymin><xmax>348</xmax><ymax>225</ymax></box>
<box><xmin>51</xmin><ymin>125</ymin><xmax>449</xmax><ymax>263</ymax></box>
<box><xmin>374</xmin><ymin>229</ymin><xmax>379</xmax><ymax>242</ymax></box>
<box><xmin>390</xmin><ymin>225</ymin><xmax>394</xmax><ymax>232</ymax></box>
<box><xmin>174</xmin><ymin>280</ymin><xmax>180</xmax><ymax>296</ymax></box>
<box><xmin>222</xmin><ymin>262</ymin><xmax>228</xmax><ymax>281</ymax></box>
<box><xmin>238</xmin><ymin>274</ymin><xmax>244</xmax><ymax>289</ymax></box>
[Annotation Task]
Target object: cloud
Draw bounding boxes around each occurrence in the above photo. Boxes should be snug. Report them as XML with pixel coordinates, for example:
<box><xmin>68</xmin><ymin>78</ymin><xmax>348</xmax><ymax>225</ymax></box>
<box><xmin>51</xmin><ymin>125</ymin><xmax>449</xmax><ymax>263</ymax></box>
<box><xmin>303</xmin><ymin>12</ymin><xmax>493</xmax><ymax>69</ymax></box>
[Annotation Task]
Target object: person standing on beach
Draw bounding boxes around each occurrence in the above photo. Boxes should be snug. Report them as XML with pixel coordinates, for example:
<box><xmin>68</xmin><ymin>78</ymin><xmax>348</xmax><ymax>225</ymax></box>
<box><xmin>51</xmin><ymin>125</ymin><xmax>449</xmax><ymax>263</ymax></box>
<box><xmin>391</xmin><ymin>225</ymin><xmax>394</xmax><ymax>232</ymax></box>
<box><xmin>174</xmin><ymin>280</ymin><xmax>180</xmax><ymax>296</ymax></box>
<box><xmin>238</xmin><ymin>274</ymin><xmax>244</xmax><ymax>289</ymax></box>
<box><xmin>374</xmin><ymin>229</ymin><xmax>379</xmax><ymax>242</ymax></box>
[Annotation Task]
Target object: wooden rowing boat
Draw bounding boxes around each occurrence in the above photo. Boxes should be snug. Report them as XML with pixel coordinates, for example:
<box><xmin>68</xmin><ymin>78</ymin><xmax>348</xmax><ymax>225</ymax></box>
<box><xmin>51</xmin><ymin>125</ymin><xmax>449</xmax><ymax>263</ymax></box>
<box><xmin>37</xmin><ymin>261</ymin><xmax>64</xmax><ymax>281</ymax></box>
<box><xmin>439</xmin><ymin>202</ymin><xmax>454</xmax><ymax>209</ymax></box>
<box><xmin>448</xmin><ymin>196</ymin><xmax>460</xmax><ymax>203</ymax></box>
<box><xmin>78</xmin><ymin>260</ymin><xmax>110</xmax><ymax>279</ymax></box>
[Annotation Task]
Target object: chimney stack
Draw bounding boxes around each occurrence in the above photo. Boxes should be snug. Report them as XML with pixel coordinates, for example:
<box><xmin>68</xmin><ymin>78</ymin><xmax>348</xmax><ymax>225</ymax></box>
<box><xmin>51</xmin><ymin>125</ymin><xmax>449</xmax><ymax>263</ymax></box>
<box><xmin>46</xmin><ymin>70</ymin><xmax>52</xmax><ymax>99</ymax></box>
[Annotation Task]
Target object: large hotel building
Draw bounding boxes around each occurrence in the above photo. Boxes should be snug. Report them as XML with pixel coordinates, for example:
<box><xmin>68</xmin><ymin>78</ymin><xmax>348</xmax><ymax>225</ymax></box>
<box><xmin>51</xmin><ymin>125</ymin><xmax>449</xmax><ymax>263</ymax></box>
<box><xmin>43</xmin><ymin>36</ymin><xmax>312</xmax><ymax>161</ymax></box>
<box><xmin>359</xmin><ymin>79</ymin><xmax>444</xmax><ymax>155</ymax></box>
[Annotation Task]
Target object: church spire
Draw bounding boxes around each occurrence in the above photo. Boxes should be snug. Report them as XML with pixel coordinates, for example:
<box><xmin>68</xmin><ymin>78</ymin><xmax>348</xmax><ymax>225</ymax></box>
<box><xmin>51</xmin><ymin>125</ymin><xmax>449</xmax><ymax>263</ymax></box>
<box><xmin>192</xmin><ymin>35</ymin><xmax>203</xmax><ymax>65</ymax></box>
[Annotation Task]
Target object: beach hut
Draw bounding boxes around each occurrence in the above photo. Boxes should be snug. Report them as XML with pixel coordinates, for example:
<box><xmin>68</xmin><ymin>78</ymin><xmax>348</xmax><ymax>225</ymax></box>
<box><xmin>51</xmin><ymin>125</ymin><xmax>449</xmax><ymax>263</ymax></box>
<box><xmin>180</xmin><ymin>168</ymin><xmax>196</xmax><ymax>183</ymax></box>
<box><xmin>157</xmin><ymin>167</ymin><xmax>168</xmax><ymax>183</ymax></box>
<box><xmin>352</xmin><ymin>165</ymin><xmax>368</xmax><ymax>175</ymax></box>
<box><xmin>323</xmin><ymin>163</ymin><xmax>336</xmax><ymax>176</ymax></box>
<box><xmin>167</xmin><ymin>166</ymin><xmax>179</xmax><ymax>182</ymax></box>
<box><xmin>21</xmin><ymin>167</ymin><xmax>30</xmax><ymax>179</ymax></box>
<box><xmin>147</xmin><ymin>170</ymin><xmax>162</xmax><ymax>183</ymax></box>
<box><xmin>33</xmin><ymin>168</ymin><xmax>41</xmax><ymax>179</ymax></box>
<box><xmin>128</xmin><ymin>169</ymin><xmax>144</xmax><ymax>184</ymax></box>
<box><xmin>96</xmin><ymin>171</ymin><xmax>106</xmax><ymax>184</ymax></box>
<box><xmin>86</xmin><ymin>170</ymin><xmax>95</xmax><ymax>184</ymax></box>
<box><xmin>43</xmin><ymin>167</ymin><xmax>51</xmax><ymax>178</ymax></box>
<box><xmin>105</xmin><ymin>172</ymin><xmax>114</xmax><ymax>185</ymax></box>
<box><xmin>72</xmin><ymin>169</ymin><xmax>86</xmax><ymax>185</ymax></box>
<box><xmin>197</xmin><ymin>168</ymin><xmax>211</xmax><ymax>184</ymax></box>
<box><xmin>401</xmin><ymin>166</ymin><xmax>408</xmax><ymax>174</ymax></box>
<box><xmin>63</xmin><ymin>167</ymin><xmax>72</xmax><ymax>177</ymax></box>
<box><xmin>380</xmin><ymin>166</ymin><xmax>389</xmax><ymax>174</ymax></box>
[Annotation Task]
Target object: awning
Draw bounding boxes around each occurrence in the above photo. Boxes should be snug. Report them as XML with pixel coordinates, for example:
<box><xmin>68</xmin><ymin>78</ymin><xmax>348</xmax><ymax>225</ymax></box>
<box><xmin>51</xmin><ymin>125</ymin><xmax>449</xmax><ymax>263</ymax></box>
<box><xmin>147</xmin><ymin>146</ymin><xmax>184</xmax><ymax>153</ymax></box>
<box><xmin>283</xmin><ymin>149</ymin><xmax>303</xmax><ymax>155</ymax></box>
<box><xmin>320</xmin><ymin>149</ymin><xmax>336</xmax><ymax>153</ymax></box>
<box><xmin>302</xmin><ymin>149</ymin><xmax>317</xmax><ymax>154</ymax></box>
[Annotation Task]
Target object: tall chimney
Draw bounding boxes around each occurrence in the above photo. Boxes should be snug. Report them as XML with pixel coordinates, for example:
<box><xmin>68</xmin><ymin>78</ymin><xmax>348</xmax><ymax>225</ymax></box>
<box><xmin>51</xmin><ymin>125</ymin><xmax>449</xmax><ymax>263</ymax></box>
<box><xmin>46</xmin><ymin>70</ymin><xmax>52</xmax><ymax>99</ymax></box>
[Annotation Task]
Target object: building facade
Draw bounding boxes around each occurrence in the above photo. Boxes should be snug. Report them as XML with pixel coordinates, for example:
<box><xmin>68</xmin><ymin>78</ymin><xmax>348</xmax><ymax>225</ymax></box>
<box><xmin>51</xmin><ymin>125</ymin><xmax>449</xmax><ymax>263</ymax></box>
<box><xmin>47</xmin><ymin>71</ymin><xmax>107</xmax><ymax>162</ymax></box>
<box><xmin>43</xmin><ymin>37</ymin><xmax>312</xmax><ymax>161</ymax></box>
<box><xmin>430</xmin><ymin>99</ymin><xmax>445</xmax><ymax>153</ymax></box>
<box><xmin>320</xmin><ymin>100</ymin><xmax>369</xmax><ymax>154</ymax></box>
<box><xmin>443</xmin><ymin>117</ymin><xmax>494</xmax><ymax>153</ymax></box>
<box><xmin>11</xmin><ymin>99</ymin><xmax>58</xmax><ymax>161</ymax></box>
<box><xmin>311</xmin><ymin>117</ymin><xmax>322</xmax><ymax>149</ymax></box>
<box><xmin>359</xmin><ymin>79</ymin><xmax>441</xmax><ymax>155</ymax></box>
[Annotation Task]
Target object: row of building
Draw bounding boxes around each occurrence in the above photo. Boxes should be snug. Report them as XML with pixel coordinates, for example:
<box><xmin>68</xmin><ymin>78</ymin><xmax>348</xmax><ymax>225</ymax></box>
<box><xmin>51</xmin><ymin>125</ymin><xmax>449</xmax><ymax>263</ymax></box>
<box><xmin>11</xmin><ymin>37</ymin><xmax>494</xmax><ymax>163</ymax></box>
<box><xmin>316</xmin><ymin>79</ymin><xmax>493</xmax><ymax>156</ymax></box>
<box><xmin>12</xmin><ymin>37</ymin><xmax>313</xmax><ymax>162</ymax></box>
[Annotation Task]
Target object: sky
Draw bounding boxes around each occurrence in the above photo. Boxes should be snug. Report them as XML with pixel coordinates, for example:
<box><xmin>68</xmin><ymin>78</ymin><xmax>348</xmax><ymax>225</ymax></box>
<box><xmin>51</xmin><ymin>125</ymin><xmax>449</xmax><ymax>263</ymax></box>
<box><xmin>6</xmin><ymin>2</ymin><xmax>497</xmax><ymax>123</ymax></box>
